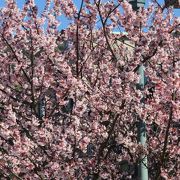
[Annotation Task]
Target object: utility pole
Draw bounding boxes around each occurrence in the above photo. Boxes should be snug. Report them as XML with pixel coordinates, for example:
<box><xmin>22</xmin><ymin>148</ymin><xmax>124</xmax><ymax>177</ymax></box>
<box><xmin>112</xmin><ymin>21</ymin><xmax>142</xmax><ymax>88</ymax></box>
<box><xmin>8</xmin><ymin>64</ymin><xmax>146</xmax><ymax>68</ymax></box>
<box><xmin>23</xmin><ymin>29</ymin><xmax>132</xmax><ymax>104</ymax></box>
<box><xmin>137</xmin><ymin>65</ymin><xmax>148</xmax><ymax>180</ymax></box>
<box><xmin>165</xmin><ymin>0</ymin><xmax>180</xmax><ymax>8</ymax></box>
<box><xmin>128</xmin><ymin>1</ymin><xmax>148</xmax><ymax>180</ymax></box>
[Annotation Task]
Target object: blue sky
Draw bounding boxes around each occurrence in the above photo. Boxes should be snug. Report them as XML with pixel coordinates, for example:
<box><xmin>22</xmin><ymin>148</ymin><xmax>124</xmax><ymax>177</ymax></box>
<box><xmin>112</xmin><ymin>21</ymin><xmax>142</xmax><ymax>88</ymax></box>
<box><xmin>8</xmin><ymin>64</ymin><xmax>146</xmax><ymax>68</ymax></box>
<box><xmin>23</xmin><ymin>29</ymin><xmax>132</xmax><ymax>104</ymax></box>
<box><xmin>0</xmin><ymin>0</ymin><xmax>82</xmax><ymax>29</ymax></box>
<box><xmin>0</xmin><ymin>0</ymin><xmax>179</xmax><ymax>30</ymax></box>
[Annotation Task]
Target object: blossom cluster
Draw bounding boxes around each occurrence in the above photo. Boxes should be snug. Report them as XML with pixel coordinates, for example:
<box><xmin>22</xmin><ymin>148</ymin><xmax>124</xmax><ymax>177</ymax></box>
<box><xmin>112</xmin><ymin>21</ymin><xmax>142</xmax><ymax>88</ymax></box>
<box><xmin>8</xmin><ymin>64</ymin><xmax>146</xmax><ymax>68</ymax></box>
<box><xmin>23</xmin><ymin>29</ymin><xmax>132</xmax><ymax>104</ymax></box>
<box><xmin>0</xmin><ymin>0</ymin><xmax>179</xmax><ymax>179</ymax></box>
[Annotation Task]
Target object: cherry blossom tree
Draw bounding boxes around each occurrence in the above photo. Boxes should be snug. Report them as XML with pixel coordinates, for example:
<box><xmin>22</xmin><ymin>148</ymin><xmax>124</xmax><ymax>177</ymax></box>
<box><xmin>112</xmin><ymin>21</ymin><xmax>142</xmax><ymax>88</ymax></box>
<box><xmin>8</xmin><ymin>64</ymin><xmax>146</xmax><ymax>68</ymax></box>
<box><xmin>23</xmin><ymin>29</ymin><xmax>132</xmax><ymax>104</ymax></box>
<box><xmin>0</xmin><ymin>0</ymin><xmax>179</xmax><ymax>179</ymax></box>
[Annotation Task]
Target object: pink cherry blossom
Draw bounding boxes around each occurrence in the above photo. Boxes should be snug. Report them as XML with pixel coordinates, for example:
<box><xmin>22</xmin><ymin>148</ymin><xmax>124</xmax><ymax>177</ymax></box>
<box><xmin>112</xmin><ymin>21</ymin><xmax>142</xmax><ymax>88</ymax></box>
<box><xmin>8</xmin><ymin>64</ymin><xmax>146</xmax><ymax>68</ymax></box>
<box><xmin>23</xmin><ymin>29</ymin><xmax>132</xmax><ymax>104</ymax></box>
<box><xmin>0</xmin><ymin>0</ymin><xmax>179</xmax><ymax>179</ymax></box>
